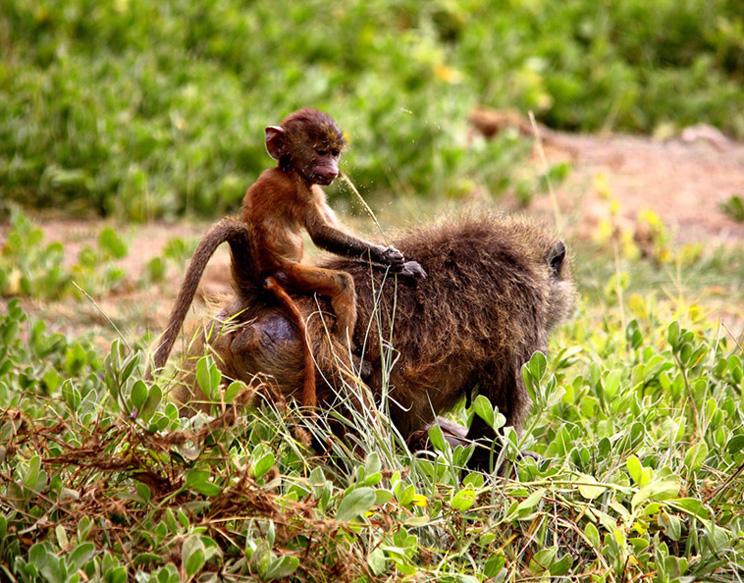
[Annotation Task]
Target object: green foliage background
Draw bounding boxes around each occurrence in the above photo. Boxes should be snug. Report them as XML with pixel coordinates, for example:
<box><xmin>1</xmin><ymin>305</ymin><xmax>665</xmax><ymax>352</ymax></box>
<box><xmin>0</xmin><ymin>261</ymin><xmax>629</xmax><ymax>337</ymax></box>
<box><xmin>2</xmin><ymin>1</ymin><xmax>744</xmax><ymax>580</ymax></box>
<box><xmin>2</xmin><ymin>0</ymin><xmax>743</xmax><ymax>218</ymax></box>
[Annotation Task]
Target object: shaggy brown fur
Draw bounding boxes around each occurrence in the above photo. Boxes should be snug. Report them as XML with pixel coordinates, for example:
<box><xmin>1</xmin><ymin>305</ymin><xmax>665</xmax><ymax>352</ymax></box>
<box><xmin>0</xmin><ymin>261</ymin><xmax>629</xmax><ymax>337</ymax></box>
<box><xmin>171</xmin><ymin>212</ymin><xmax>576</xmax><ymax>470</ymax></box>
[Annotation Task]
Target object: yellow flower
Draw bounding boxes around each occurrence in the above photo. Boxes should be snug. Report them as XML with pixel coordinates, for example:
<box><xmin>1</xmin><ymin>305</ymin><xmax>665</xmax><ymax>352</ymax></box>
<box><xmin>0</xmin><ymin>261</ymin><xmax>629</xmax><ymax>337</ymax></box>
<box><xmin>434</xmin><ymin>64</ymin><xmax>463</xmax><ymax>84</ymax></box>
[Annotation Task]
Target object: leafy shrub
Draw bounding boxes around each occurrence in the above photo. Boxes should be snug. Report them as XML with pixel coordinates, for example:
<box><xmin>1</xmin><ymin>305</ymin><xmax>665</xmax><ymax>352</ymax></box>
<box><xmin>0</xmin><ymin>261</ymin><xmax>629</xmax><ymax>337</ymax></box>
<box><xmin>0</xmin><ymin>209</ymin><xmax>129</xmax><ymax>299</ymax></box>
<box><xmin>720</xmin><ymin>194</ymin><xmax>744</xmax><ymax>222</ymax></box>
<box><xmin>1</xmin><ymin>290</ymin><xmax>743</xmax><ymax>580</ymax></box>
<box><xmin>1</xmin><ymin>0</ymin><xmax>742</xmax><ymax>218</ymax></box>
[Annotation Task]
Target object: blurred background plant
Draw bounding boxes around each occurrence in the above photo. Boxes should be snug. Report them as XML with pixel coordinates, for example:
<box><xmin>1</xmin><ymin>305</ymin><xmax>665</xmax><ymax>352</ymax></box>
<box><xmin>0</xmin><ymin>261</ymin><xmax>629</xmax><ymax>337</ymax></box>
<box><xmin>1</xmin><ymin>0</ymin><xmax>742</xmax><ymax>219</ymax></box>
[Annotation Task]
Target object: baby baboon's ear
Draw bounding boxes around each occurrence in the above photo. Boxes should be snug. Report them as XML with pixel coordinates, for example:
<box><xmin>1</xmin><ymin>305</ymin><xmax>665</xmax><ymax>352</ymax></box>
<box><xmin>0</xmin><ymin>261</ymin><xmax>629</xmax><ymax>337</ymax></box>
<box><xmin>265</xmin><ymin>126</ymin><xmax>286</xmax><ymax>161</ymax></box>
<box><xmin>548</xmin><ymin>241</ymin><xmax>567</xmax><ymax>276</ymax></box>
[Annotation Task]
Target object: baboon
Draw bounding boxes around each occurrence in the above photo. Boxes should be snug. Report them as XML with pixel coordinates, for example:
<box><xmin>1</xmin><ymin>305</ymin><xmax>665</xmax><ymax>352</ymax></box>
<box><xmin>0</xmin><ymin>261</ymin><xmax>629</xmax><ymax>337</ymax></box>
<box><xmin>174</xmin><ymin>211</ymin><xmax>576</xmax><ymax>471</ymax></box>
<box><xmin>148</xmin><ymin>108</ymin><xmax>425</xmax><ymax>407</ymax></box>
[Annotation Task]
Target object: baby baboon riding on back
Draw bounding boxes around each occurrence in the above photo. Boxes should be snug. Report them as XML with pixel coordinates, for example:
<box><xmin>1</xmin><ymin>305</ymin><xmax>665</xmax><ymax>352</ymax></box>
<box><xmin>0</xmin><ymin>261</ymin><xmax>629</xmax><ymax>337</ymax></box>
<box><xmin>149</xmin><ymin>109</ymin><xmax>576</xmax><ymax>471</ymax></box>
<box><xmin>168</xmin><ymin>211</ymin><xmax>576</xmax><ymax>470</ymax></box>
<box><xmin>148</xmin><ymin>109</ymin><xmax>424</xmax><ymax>407</ymax></box>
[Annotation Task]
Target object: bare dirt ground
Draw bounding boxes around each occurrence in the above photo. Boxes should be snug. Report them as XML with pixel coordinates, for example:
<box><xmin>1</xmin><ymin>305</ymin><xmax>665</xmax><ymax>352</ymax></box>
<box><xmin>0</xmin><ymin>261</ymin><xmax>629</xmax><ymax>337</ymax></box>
<box><xmin>2</xmin><ymin>128</ymin><xmax>744</xmax><ymax>346</ymax></box>
<box><xmin>537</xmin><ymin>129</ymin><xmax>744</xmax><ymax>244</ymax></box>
<box><xmin>31</xmin><ymin>127</ymin><xmax>744</xmax><ymax>269</ymax></box>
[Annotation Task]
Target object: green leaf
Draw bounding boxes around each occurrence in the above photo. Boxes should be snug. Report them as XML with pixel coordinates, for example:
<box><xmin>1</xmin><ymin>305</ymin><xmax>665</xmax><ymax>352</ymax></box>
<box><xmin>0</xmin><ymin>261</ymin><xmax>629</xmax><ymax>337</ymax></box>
<box><xmin>136</xmin><ymin>482</ymin><xmax>151</xmax><ymax>503</ymax></box>
<box><xmin>684</xmin><ymin>442</ymin><xmax>708</xmax><ymax>471</ymax></box>
<box><xmin>250</xmin><ymin>541</ymin><xmax>271</xmax><ymax>577</ymax></box>
<box><xmin>451</xmin><ymin>488</ymin><xmax>476</xmax><ymax>511</ymax></box>
<box><xmin>265</xmin><ymin>521</ymin><xmax>276</xmax><ymax>546</ymax></box>
<box><xmin>529</xmin><ymin>546</ymin><xmax>557</xmax><ymax>574</ymax></box>
<box><xmin>336</xmin><ymin>487</ymin><xmax>376</xmax><ymax>522</ymax></box>
<box><xmin>67</xmin><ymin>543</ymin><xmax>95</xmax><ymax>573</ymax></box>
<box><xmin>626</xmin><ymin>538</ymin><xmax>648</xmax><ymax>556</ymax></box>
<box><xmin>726</xmin><ymin>435</ymin><xmax>744</xmax><ymax>455</ymax></box>
<box><xmin>98</xmin><ymin>227</ymin><xmax>128</xmax><ymax>259</ymax></box>
<box><xmin>77</xmin><ymin>516</ymin><xmax>93</xmax><ymax>542</ymax></box>
<box><xmin>626</xmin><ymin>319</ymin><xmax>643</xmax><ymax>349</ymax></box>
<box><xmin>627</xmin><ymin>455</ymin><xmax>642</xmax><ymax>484</ymax></box>
<box><xmin>528</xmin><ymin>351</ymin><xmax>548</xmax><ymax>380</ymax></box>
<box><xmin>484</xmin><ymin>554</ymin><xmax>505</xmax><ymax>578</ymax></box>
<box><xmin>576</xmin><ymin>474</ymin><xmax>605</xmax><ymax>500</ymax></box>
<box><xmin>368</xmin><ymin>547</ymin><xmax>387</xmax><ymax>576</ymax></box>
<box><xmin>185</xmin><ymin>470</ymin><xmax>221</xmax><ymax>497</ymax></box>
<box><xmin>29</xmin><ymin>543</ymin><xmax>47</xmax><ymax>568</ymax></box>
<box><xmin>31</xmin><ymin>544</ymin><xmax>66</xmax><ymax>583</ymax></box>
<box><xmin>404</xmin><ymin>514</ymin><xmax>431</xmax><ymax>527</ymax></box>
<box><xmin>139</xmin><ymin>384</ymin><xmax>162</xmax><ymax>421</ymax></box>
<box><xmin>105</xmin><ymin>566</ymin><xmax>127</xmax><ymax>583</ymax></box>
<box><xmin>668</xmin><ymin>321</ymin><xmax>680</xmax><ymax>349</ymax></box>
<box><xmin>428</xmin><ymin>423</ymin><xmax>446</xmax><ymax>452</ymax></box>
<box><xmin>264</xmin><ymin>555</ymin><xmax>299</xmax><ymax>579</ymax></box>
<box><xmin>462</xmin><ymin>472</ymin><xmax>484</xmax><ymax>489</ymax></box>
<box><xmin>669</xmin><ymin>498</ymin><xmax>710</xmax><ymax>520</ymax></box>
<box><xmin>584</xmin><ymin>522</ymin><xmax>601</xmax><ymax>549</ymax></box>
<box><xmin>252</xmin><ymin>452</ymin><xmax>275</xmax><ymax>480</ymax></box>
<box><xmin>364</xmin><ymin>452</ymin><xmax>381</xmax><ymax>476</ymax></box>
<box><xmin>516</xmin><ymin>488</ymin><xmax>545</xmax><ymax>515</ymax></box>
<box><xmin>164</xmin><ymin>509</ymin><xmax>179</xmax><ymax>534</ymax></box>
<box><xmin>659</xmin><ymin>512</ymin><xmax>682</xmax><ymax>541</ymax></box>
<box><xmin>182</xmin><ymin>535</ymin><xmax>206</xmax><ymax>579</ymax></box>
<box><xmin>631</xmin><ymin>480</ymin><xmax>681</xmax><ymax>509</ymax></box>
<box><xmin>374</xmin><ymin>490</ymin><xmax>395</xmax><ymax>505</ymax></box>
<box><xmin>223</xmin><ymin>381</ymin><xmax>244</xmax><ymax>404</ymax></box>
<box><xmin>396</xmin><ymin>484</ymin><xmax>415</xmax><ymax>507</ymax></box>
<box><xmin>24</xmin><ymin>455</ymin><xmax>41</xmax><ymax>489</ymax></box>
<box><xmin>55</xmin><ymin>525</ymin><xmax>69</xmax><ymax>549</ymax></box>
<box><xmin>550</xmin><ymin>553</ymin><xmax>573</xmax><ymax>576</ymax></box>
<box><xmin>473</xmin><ymin>395</ymin><xmax>495</xmax><ymax>429</ymax></box>
<box><xmin>196</xmin><ymin>356</ymin><xmax>222</xmax><ymax>399</ymax></box>
<box><xmin>603</xmin><ymin>370</ymin><xmax>621</xmax><ymax>398</ymax></box>
<box><xmin>131</xmin><ymin>380</ymin><xmax>147</xmax><ymax>413</ymax></box>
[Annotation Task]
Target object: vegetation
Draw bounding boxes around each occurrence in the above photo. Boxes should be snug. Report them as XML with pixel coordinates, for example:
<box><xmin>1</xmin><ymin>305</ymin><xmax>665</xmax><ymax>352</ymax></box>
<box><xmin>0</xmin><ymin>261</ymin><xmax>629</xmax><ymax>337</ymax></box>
<box><xmin>2</xmin><ymin>0</ymin><xmax>743</xmax><ymax>218</ymax></box>
<box><xmin>1</xmin><ymin>205</ymin><xmax>744</xmax><ymax>581</ymax></box>
<box><xmin>2</xmin><ymin>0</ymin><xmax>744</xmax><ymax>580</ymax></box>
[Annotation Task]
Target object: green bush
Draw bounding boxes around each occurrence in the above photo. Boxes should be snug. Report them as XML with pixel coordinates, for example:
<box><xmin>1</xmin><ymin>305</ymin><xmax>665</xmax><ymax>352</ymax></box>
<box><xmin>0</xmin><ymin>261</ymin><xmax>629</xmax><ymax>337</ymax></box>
<box><xmin>1</xmin><ymin>288</ymin><xmax>743</xmax><ymax>580</ymax></box>
<box><xmin>0</xmin><ymin>209</ymin><xmax>129</xmax><ymax>299</ymax></box>
<box><xmin>1</xmin><ymin>0</ymin><xmax>742</xmax><ymax>218</ymax></box>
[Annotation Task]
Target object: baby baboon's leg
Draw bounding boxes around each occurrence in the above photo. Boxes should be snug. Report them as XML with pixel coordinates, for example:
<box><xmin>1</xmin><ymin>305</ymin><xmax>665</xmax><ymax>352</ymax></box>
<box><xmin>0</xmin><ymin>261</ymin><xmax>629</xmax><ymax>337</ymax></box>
<box><xmin>274</xmin><ymin>264</ymin><xmax>357</xmax><ymax>347</ymax></box>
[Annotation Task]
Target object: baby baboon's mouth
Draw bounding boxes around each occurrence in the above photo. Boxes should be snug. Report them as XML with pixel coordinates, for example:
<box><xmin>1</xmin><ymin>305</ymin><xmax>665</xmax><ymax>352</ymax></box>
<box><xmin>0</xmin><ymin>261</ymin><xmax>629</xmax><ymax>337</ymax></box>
<box><xmin>313</xmin><ymin>174</ymin><xmax>336</xmax><ymax>186</ymax></box>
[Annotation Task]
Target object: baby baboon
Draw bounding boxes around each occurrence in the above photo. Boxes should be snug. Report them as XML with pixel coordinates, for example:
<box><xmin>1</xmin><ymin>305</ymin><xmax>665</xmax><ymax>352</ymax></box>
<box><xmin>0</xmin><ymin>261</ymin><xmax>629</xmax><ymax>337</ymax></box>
<box><xmin>176</xmin><ymin>212</ymin><xmax>576</xmax><ymax>471</ymax></box>
<box><xmin>148</xmin><ymin>109</ymin><xmax>424</xmax><ymax>408</ymax></box>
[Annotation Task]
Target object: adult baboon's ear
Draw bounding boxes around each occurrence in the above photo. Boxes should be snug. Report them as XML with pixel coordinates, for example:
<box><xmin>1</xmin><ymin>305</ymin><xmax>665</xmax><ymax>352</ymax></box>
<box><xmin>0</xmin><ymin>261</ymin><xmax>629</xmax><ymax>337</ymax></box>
<box><xmin>548</xmin><ymin>241</ymin><xmax>567</xmax><ymax>276</ymax></box>
<box><xmin>265</xmin><ymin>126</ymin><xmax>286</xmax><ymax>160</ymax></box>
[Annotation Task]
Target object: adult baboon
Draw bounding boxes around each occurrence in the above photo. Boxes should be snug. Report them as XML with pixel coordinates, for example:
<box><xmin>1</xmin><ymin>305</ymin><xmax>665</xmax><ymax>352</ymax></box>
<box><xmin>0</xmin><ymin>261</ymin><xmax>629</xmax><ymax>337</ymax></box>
<box><xmin>170</xmin><ymin>212</ymin><xmax>576</xmax><ymax>470</ymax></box>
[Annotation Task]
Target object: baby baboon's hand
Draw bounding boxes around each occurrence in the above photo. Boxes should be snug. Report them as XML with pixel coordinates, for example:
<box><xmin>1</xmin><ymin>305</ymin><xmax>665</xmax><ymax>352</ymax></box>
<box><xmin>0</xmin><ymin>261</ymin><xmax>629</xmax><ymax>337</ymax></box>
<box><xmin>398</xmin><ymin>260</ymin><xmax>427</xmax><ymax>279</ymax></box>
<box><xmin>378</xmin><ymin>245</ymin><xmax>405</xmax><ymax>267</ymax></box>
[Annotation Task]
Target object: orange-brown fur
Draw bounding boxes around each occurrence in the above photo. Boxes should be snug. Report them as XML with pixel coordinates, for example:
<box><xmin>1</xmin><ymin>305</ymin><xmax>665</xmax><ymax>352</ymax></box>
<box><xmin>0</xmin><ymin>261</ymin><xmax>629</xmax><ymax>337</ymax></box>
<box><xmin>242</xmin><ymin>108</ymin><xmax>408</xmax><ymax>347</ymax></box>
<box><xmin>176</xmin><ymin>212</ymin><xmax>576</xmax><ymax>471</ymax></box>
<box><xmin>148</xmin><ymin>109</ymin><xmax>420</xmax><ymax>408</ymax></box>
